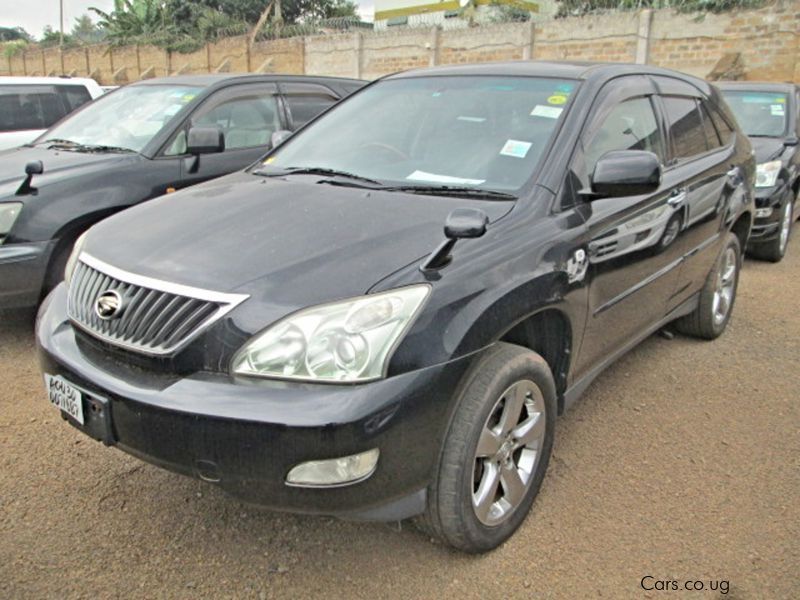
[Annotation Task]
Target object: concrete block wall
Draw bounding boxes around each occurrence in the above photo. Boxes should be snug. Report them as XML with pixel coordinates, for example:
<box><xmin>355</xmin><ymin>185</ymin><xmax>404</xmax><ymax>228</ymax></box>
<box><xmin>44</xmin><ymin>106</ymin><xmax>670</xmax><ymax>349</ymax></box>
<box><xmin>2</xmin><ymin>1</ymin><xmax>798</xmax><ymax>84</ymax></box>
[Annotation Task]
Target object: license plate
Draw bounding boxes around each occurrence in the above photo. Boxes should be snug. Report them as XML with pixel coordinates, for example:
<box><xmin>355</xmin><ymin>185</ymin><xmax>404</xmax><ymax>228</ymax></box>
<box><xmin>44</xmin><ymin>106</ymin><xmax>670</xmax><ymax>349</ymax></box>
<box><xmin>44</xmin><ymin>374</ymin><xmax>84</xmax><ymax>425</ymax></box>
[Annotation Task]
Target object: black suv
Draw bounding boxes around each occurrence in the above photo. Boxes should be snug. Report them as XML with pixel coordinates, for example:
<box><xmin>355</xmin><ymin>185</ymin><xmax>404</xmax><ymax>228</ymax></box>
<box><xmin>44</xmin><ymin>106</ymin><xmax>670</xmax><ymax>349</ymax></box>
<box><xmin>37</xmin><ymin>62</ymin><xmax>754</xmax><ymax>553</ymax></box>
<box><xmin>718</xmin><ymin>82</ymin><xmax>799</xmax><ymax>262</ymax></box>
<box><xmin>0</xmin><ymin>74</ymin><xmax>363</xmax><ymax>310</ymax></box>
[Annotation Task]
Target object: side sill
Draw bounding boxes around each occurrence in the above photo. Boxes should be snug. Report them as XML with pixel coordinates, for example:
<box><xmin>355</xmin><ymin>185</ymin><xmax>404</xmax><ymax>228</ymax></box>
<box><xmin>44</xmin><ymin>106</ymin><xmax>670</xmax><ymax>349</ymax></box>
<box><xmin>561</xmin><ymin>293</ymin><xmax>699</xmax><ymax>413</ymax></box>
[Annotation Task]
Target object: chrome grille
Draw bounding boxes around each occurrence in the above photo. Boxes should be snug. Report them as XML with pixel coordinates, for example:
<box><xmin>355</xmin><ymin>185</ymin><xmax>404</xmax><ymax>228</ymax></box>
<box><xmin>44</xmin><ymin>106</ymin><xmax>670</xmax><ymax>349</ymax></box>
<box><xmin>67</xmin><ymin>254</ymin><xmax>248</xmax><ymax>356</ymax></box>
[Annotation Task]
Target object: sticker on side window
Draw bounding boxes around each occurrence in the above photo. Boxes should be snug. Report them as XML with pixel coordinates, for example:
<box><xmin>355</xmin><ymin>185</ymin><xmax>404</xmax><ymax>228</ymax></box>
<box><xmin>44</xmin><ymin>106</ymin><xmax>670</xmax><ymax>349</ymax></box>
<box><xmin>531</xmin><ymin>105</ymin><xmax>563</xmax><ymax>119</ymax></box>
<box><xmin>500</xmin><ymin>140</ymin><xmax>533</xmax><ymax>159</ymax></box>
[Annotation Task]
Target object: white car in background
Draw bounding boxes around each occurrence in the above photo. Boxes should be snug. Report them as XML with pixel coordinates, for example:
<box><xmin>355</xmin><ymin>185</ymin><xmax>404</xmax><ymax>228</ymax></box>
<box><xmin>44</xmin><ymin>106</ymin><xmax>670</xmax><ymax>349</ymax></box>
<box><xmin>0</xmin><ymin>77</ymin><xmax>105</xmax><ymax>151</ymax></box>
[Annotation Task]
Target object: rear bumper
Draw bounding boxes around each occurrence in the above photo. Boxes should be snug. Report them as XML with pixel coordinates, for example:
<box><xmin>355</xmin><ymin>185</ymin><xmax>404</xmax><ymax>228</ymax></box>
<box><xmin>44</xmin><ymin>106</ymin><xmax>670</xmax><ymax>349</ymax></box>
<box><xmin>0</xmin><ymin>240</ymin><xmax>53</xmax><ymax>309</ymax></box>
<box><xmin>36</xmin><ymin>285</ymin><xmax>476</xmax><ymax>521</ymax></box>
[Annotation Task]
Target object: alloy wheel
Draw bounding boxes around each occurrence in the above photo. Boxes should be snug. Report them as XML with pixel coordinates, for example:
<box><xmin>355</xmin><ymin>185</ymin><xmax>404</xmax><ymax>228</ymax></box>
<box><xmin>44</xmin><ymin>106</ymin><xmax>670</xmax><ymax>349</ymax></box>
<box><xmin>779</xmin><ymin>202</ymin><xmax>792</xmax><ymax>255</ymax></box>
<box><xmin>712</xmin><ymin>247</ymin><xmax>737</xmax><ymax>326</ymax></box>
<box><xmin>472</xmin><ymin>380</ymin><xmax>546</xmax><ymax>526</ymax></box>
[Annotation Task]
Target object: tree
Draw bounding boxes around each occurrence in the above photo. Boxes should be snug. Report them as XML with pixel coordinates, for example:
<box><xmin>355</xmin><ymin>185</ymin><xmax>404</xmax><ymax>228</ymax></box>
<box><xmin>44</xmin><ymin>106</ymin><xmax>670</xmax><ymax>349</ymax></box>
<box><xmin>71</xmin><ymin>14</ymin><xmax>106</xmax><ymax>44</ymax></box>
<box><xmin>40</xmin><ymin>25</ymin><xmax>72</xmax><ymax>47</ymax></box>
<box><xmin>0</xmin><ymin>26</ymin><xmax>33</xmax><ymax>42</ymax></box>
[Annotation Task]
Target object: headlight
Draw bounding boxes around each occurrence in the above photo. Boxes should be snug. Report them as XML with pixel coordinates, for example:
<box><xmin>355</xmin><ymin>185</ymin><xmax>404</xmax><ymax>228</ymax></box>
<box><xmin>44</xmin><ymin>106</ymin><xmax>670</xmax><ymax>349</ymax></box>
<box><xmin>64</xmin><ymin>231</ymin><xmax>88</xmax><ymax>286</ymax></box>
<box><xmin>232</xmin><ymin>284</ymin><xmax>430</xmax><ymax>383</ymax></box>
<box><xmin>0</xmin><ymin>202</ymin><xmax>22</xmax><ymax>244</ymax></box>
<box><xmin>755</xmin><ymin>161</ymin><xmax>781</xmax><ymax>188</ymax></box>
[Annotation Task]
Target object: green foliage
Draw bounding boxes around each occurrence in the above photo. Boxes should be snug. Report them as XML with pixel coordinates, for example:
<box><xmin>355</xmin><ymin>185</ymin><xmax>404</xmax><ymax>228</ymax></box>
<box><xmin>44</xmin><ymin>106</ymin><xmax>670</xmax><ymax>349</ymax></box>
<box><xmin>0</xmin><ymin>26</ymin><xmax>33</xmax><ymax>42</ymax></box>
<box><xmin>88</xmin><ymin>0</ymin><xmax>360</xmax><ymax>52</ymax></box>
<box><xmin>39</xmin><ymin>25</ymin><xmax>73</xmax><ymax>48</ymax></box>
<box><xmin>556</xmin><ymin>0</ymin><xmax>766</xmax><ymax>17</ymax></box>
<box><xmin>71</xmin><ymin>14</ymin><xmax>107</xmax><ymax>44</ymax></box>
<box><xmin>2</xmin><ymin>39</ymin><xmax>29</xmax><ymax>59</ymax></box>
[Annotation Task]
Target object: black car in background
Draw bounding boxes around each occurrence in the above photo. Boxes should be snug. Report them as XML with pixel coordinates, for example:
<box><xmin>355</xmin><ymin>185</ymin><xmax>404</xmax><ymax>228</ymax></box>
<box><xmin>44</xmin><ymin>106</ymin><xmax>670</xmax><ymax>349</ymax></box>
<box><xmin>0</xmin><ymin>74</ymin><xmax>364</xmax><ymax>310</ymax></box>
<box><xmin>719</xmin><ymin>82</ymin><xmax>799</xmax><ymax>262</ymax></box>
<box><xmin>37</xmin><ymin>62</ymin><xmax>754</xmax><ymax>553</ymax></box>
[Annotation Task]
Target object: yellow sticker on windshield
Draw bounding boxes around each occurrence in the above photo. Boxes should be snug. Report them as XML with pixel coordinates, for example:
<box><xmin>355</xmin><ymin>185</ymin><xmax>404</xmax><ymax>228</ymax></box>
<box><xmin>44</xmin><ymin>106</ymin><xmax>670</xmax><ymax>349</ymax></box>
<box><xmin>263</xmin><ymin>156</ymin><xmax>276</xmax><ymax>165</ymax></box>
<box><xmin>775</xmin><ymin>97</ymin><xmax>786</xmax><ymax>103</ymax></box>
<box><xmin>547</xmin><ymin>94</ymin><xmax>568</xmax><ymax>105</ymax></box>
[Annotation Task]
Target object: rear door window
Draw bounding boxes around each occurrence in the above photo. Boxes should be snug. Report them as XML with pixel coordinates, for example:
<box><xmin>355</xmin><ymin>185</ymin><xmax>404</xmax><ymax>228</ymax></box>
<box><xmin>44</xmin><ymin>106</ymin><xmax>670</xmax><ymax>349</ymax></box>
<box><xmin>662</xmin><ymin>96</ymin><xmax>708</xmax><ymax>161</ymax></box>
<box><xmin>0</xmin><ymin>85</ymin><xmax>68</xmax><ymax>131</ymax></box>
<box><xmin>281</xmin><ymin>83</ymin><xmax>340</xmax><ymax>128</ymax></box>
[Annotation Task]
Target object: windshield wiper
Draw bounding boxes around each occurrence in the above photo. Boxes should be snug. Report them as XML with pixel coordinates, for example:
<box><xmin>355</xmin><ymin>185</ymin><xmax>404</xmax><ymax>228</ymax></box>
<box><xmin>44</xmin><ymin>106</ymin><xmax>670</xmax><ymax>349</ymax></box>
<box><xmin>71</xmin><ymin>144</ymin><xmax>135</xmax><ymax>154</ymax></box>
<box><xmin>256</xmin><ymin>166</ymin><xmax>383</xmax><ymax>186</ymax></box>
<box><xmin>383</xmin><ymin>185</ymin><xmax>517</xmax><ymax>201</ymax></box>
<box><xmin>34</xmin><ymin>139</ymin><xmax>134</xmax><ymax>153</ymax></box>
<box><xmin>33</xmin><ymin>138</ymin><xmax>78</xmax><ymax>148</ymax></box>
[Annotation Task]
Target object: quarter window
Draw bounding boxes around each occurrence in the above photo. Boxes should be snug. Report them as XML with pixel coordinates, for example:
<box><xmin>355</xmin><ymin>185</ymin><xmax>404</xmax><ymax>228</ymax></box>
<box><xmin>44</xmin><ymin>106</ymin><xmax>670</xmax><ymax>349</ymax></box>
<box><xmin>584</xmin><ymin>96</ymin><xmax>665</xmax><ymax>177</ymax></box>
<box><xmin>662</xmin><ymin>96</ymin><xmax>708</xmax><ymax>160</ymax></box>
<box><xmin>707</xmin><ymin>105</ymin><xmax>734</xmax><ymax>146</ymax></box>
<box><xmin>699</xmin><ymin>101</ymin><xmax>722</xmax><ymax>150</ymax></box>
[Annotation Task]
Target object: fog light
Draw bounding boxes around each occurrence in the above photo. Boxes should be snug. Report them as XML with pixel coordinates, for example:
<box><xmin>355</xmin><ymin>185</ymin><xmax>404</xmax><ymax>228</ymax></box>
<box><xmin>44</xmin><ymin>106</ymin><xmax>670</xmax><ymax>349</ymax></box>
<box><xmin>286</xmin><ymin>448</ymin><xmax>379</xmax><ymax>487</ymax></box>
<box><xmin>755</xmin><ymin>207</ymin><xmax>773</xmax><ymax>219</ymax></box>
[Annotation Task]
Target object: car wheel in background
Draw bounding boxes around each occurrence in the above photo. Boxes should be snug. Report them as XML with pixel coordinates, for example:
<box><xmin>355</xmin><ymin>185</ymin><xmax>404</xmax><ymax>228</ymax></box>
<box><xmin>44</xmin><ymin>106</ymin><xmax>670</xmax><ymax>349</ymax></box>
<box><xmin>675</xmin><ymin>232</ymin><xmax>741</xmax><ymax>340</ymax></box>
<box><xmin>419</xmin><ymin>342</ymin><xmax>556</xmax><ymax>553</ymax></box>
<box><xmin>749</xmin><ymin>198</ymin><xmax>793</xmax><ymax>263</ymax></box>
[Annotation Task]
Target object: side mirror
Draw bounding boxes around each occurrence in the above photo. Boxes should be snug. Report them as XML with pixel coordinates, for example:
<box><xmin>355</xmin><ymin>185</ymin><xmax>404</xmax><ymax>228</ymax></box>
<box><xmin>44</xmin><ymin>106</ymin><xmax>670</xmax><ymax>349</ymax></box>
<box><xmin>422</xmin><ymin>208</ymin><xmax>489</xmax><ymax>272</ymax></box>
<box><xmin>784</xmin><ymin>136</ymin><xmax>798</xmax><ymax>147</ymax></box>
<box><xmin>444</xmin><ymin>208</ymin><xmax>489</xmax><ymax>239</ymax></box>
<box><xmin>16</xmin><ymin>160</ymin><xmax>44</xmax><ymax>196</ymax></box>
<box><xmin>187</xmin><ymin>126</ymin><xmax>225</xmax><ymax>155</ymax></box>
<box><xmin>589</xmin><ymin>150</ymin><xmax>662</xmax><ymax>199</ymax></box>
<box><xmin>25</xmin><ymin>160</ymin><xmax>44</xmax><ymax>176</ymax></box>
<box><xmin>270</xmin><ymin>130</ymin><xmax>292</xmax><ymax>148</ymax></box>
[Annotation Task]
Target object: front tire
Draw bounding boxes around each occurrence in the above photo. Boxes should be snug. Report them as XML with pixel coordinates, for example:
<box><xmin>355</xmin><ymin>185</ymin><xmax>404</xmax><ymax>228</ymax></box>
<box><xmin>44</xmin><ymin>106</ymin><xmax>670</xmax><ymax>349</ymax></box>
<box><xmin>748</xmin><ymin>194</ymin><xmax>793</xmax><ymax>263</ymax></box>
<box><xmin>674</xmin><ymin>232</ymin><xmax>741</xmax><ymax>340</ymax></box>
<box><xmin>421</xmin><ymin>342</ymin><xmax>556</xmax><ymax>553</ymax></box>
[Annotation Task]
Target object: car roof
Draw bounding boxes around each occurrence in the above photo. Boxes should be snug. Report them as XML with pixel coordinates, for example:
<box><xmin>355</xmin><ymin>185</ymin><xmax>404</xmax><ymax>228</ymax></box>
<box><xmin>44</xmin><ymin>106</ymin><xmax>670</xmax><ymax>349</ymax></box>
<box><xmin>0</xmin><ymin>75</ymin><xmax>101</xmax><ymax>86</ymax></box>
<box><xmin>133</xmin><ymin>73</ymin><xmax>365</xmax><ymax>88</ymax></box>
<box><xmin>715</xmin><ymin>81</ymin><xmax>797</xmax><ymax>93</ymax></box>
<box><xmin>386</xmin><ymin>60</ymin><xmax>711</xmax><ymax>86</ymax></box>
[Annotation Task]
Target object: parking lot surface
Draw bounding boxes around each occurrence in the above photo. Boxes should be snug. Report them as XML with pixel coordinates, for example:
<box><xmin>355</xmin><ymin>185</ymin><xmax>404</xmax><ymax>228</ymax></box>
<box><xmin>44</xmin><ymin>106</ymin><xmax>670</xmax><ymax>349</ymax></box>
<box><xmin>1</xmin><ymin>249</ymin><xmax>798</xmax><ymax>599</ymax></box>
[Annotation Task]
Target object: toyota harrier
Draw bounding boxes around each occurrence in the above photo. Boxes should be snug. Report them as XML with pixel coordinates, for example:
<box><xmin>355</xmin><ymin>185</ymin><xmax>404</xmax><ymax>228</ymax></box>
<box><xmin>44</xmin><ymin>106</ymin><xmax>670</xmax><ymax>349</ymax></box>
<box><xmin>36</xmin><ymin>62</ymin><xmax>754</xmax><ymax>553</ymax></box>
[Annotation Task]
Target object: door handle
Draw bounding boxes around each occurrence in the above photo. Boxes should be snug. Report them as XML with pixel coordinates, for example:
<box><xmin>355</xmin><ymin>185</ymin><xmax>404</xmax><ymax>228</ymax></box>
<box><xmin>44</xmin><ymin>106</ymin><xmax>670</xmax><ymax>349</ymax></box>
<box><xmin>668</xmin><ymin>189</ymin><xmax>686</xmax><ymax>206</ymax></box>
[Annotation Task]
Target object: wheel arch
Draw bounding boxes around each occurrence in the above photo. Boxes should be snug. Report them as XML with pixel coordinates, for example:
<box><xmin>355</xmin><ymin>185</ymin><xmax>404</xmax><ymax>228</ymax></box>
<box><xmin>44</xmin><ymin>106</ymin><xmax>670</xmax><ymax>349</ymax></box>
<box><xmin>496</xmin><ymin>307</ymin><xmax>573</xmax><ymax>415</ymax></box>
<box><xmin>730</xmin><ymin>210</ymin><xmax>752</xmax><ymax>251</ymax></box>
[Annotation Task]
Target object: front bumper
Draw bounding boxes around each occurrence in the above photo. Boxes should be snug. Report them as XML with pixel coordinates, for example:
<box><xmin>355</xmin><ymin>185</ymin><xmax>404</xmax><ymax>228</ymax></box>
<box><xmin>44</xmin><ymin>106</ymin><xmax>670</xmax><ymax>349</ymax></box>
<box><xmin>0</xmin><ymin>240</ymin><xmax>54</xmax><ymax>309</ymax></box>
<box><xmin>748</xmin><ymin>185</ymin><xmax>791</xmax><ymax>244</ymax></box>
<box><xmin>36</xmin><ymin>285</ymin><xmax>476</xmax><ymax>521</ymax></box>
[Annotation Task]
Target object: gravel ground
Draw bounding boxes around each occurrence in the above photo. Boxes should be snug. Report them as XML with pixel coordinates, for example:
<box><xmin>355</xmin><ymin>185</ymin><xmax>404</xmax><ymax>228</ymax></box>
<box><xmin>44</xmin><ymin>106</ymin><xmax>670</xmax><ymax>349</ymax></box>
<box><xmin>1</xmin><ymin>248</ymin><xmax>798</xmax><ymax>600</ymax></box>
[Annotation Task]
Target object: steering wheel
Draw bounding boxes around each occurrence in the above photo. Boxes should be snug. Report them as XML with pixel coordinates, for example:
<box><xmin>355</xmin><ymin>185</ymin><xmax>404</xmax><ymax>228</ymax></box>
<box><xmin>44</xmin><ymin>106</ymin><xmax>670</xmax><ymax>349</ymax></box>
<box><xmin>358</xmin><ymin>142</ymin><xmax>409</xmax><ymax>161</ymax></box>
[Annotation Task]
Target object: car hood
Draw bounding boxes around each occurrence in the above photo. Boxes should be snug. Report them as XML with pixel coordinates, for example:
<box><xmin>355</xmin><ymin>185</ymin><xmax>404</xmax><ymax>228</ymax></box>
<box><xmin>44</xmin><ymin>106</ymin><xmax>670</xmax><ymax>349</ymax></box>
<box><xmin>750</xmin><ymin>137</ymin><xmax>787</xmax><ymax>163</ymax></box>
<box><xmin>83</xmin><ymin>172</ymin><xmax>514</xmax><ymax>308</ymax></box>
<box><xmin>0</xmin><ymin>145</ymin><xmax>137</xmax><ymax>199</ymax></box>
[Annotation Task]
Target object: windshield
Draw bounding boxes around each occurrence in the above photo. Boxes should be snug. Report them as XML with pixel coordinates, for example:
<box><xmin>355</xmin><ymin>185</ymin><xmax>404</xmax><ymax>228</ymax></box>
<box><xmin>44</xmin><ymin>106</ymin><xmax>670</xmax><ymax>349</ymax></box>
<box><xmin>40</xmin><ymin>84</ymin><xmax>202</xmax><ymax>152</ymax></box>
<box><xmin>722</xmin><ymin>91</ymin><xmax>789</xmax><ymax>137</ymax></box>
<box><xmin>262</xmin><ymin>76</ymin><xmax>577</xmax><ymax>193</ymax></box>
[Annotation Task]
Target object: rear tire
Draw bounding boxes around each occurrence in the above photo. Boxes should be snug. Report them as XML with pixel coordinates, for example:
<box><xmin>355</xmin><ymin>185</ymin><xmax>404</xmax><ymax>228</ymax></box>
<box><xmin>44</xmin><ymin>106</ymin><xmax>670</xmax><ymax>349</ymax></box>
<box><xmin>674</xmin><ymin>232</ymin><xmax>740</xmax><ymax>340</ymax></box>
<box><xmin>420</xmin><ymin>342</ymin><xmax>556</xmax><ymax>553</ymax></box>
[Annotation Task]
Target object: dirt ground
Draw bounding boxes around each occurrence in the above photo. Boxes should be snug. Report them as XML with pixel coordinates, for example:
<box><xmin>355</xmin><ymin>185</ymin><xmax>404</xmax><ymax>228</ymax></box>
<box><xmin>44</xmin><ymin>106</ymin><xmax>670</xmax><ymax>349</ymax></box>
<box><xmin>1</xmin><ymin>248</ymin><xmax>798</xmax><ymax>599</ymax></box>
